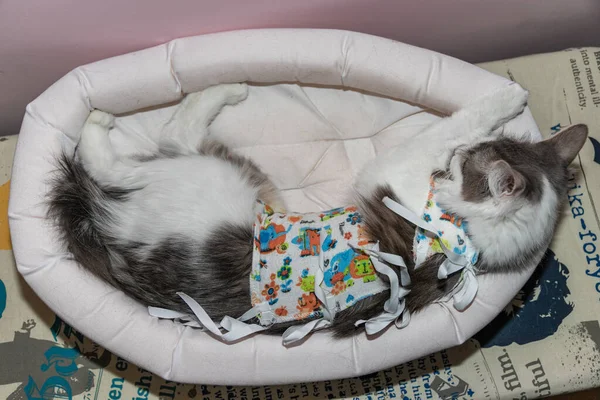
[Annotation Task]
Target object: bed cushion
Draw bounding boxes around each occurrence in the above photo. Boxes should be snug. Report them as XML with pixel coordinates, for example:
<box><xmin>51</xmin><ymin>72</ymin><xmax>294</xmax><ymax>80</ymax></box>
<box><xmin>8</xmin><ymin>29</ymin><xmax>541</xmax><ymax>385</ymax></box>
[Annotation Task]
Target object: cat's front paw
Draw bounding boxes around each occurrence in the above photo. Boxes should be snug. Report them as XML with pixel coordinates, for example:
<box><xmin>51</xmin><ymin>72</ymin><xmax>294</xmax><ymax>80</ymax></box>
<box><xmin>433</xmin><ymin>178</ymin><xmax>462</xmax><ymax>211</ymax></box>
<box><xmin>179</xmin><ymin>90</ymin><xmax>204</xmax><ymax>111</ymax></box>
<box><xmin>86</xmin><ymin>110</ymin><xmax>115</xmax><ymax>129</ymax></box>
<box><xmin>493</xmin><ymin>83</ymin><xmax>528</xmax><ymax>118</ymax></box>
<box><xmin>478</xmin><ymin>84</ymin><xmax>529</xmax><ymax>132</ymax></box>
<box><xmin>180</xmin><ymin>83</ymin><xmax>249</xmax><ymax>115</ymax></box>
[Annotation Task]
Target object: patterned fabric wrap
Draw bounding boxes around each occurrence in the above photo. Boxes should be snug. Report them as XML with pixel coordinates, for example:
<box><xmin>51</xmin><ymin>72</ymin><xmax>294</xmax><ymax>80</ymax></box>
<box><xmin>250</xmin><ymin>203</ymin><xmax>389</xmax><ymax>326</ymax></box>
<box><xmin>413</xmin><ymin>177</ymin><xmax>479</xmax><ymax>267</ymax></box>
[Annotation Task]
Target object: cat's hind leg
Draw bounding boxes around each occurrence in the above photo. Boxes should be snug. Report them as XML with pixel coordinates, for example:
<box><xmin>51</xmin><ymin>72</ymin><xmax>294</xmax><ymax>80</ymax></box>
<box><xmin>77</xmin><ymin>110</ymin><xmax>121</xmax><ymax>185</ymax></box>
<box><xmin>159</xmin><ymin>83</ymin><xmax>249</xmax><ymax>155</ymax></box>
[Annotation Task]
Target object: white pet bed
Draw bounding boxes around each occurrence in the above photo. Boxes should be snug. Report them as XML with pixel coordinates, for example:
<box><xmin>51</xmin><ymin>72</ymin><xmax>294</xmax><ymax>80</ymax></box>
<box><xmin>9</xmin><ymin>29</ymin><xmax>541</xmax><ymax>385</ymax></box>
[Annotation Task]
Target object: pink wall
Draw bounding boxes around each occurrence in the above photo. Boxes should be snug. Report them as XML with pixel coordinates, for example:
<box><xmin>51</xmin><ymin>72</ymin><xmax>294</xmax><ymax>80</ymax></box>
<box><xmin>1</xmin><ymin>0</ymin><xmax>599</xmax><ymax>135</ymax></box>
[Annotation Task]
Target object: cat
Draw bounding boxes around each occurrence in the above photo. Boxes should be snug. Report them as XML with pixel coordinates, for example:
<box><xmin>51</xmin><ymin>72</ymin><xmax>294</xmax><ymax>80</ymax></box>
<box><xmin>47</xmin><ymin>82</ymin><xmax>588</xmax><ymax>339</ymax></box>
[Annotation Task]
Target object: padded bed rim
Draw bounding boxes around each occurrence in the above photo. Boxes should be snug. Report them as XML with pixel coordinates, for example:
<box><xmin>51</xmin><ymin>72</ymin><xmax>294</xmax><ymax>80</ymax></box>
<box><xmin>8</xmin><ymin>28</ymin><xmax>540</xmax><ymax>385</ymax></box>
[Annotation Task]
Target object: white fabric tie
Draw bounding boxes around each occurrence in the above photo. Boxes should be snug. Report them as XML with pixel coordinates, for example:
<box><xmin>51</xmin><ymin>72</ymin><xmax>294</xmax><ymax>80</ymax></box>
<box><xmin>148</xmin><ymin>292</ymin><xmax>270</xmax><ymax>342</ymax></box>
<box><xmin>349</xmin><ymin>242</ymin><xmax>411</xmax><ymax>287</ymax></box>
<box><xmin>282</xmin><ymin>318</ymin><xmax>332</xmax><ymax>345</ymax></box>
<box><xmin>382</xmin><ymin>196</ymin><xmax>478</xmax><ymax>311</ymax></box>
<box><xmin>354</xmin><ymin>242</ymin><xmax>411</xmax><ymax>335</ymax></box>
<box><xmin>147</xmin><ymin>307</ymin><xmax>205</xmax><ymax>328</ymax></box>
<box><xmin>450</xmin><ymin>267</ymin><xmax>479</xmax><ymax>311</ymax></box>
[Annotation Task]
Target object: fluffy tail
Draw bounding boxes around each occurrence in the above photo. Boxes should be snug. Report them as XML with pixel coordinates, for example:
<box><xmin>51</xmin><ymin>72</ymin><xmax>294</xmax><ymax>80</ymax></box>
<box><xmin>47</xmin><ymin>152</ymin><xmax>128</xmax><ymax>286</ymax></box>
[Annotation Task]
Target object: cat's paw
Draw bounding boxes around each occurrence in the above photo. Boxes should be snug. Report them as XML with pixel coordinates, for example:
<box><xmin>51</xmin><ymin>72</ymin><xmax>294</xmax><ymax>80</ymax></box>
<box><xmin>260</xmin><ymin>192</ymin><xmax>287</xmax><ymax>214</ymax></box>
<box><xmin>492</xmin><ymin>83</ymin><xmax>528</xmax><ymax>117</ymax></box>
<box><xmin>179</xmin><ymin>90</ymin><xmax>204</xmax><ymax>110</ymax></box>
<box><xmin>226</xmin><ymin>83</ymin><xmax>249</xmax><ymax>105</ymax></box>
<box><xmin>477</xmin><ymin>84</ymin><xmax>529</xmax><ymax>132</ymax></box>
<box><xmin>211</xmin><ymin>83</ymin><xmax>249</xmax><ymax>105</ymax></box>
<box><xmin>270</xmin><ymin>203</ymin><xmax>287</xmax><ymax>214</ymax></box>
<box><xmin>86</xmin><ymin>110</ymin><xmax>115</xmax><ymax>129</ymax></box>
<box><xmin>433</xmin><ymin>178</ymin><xmax>462</xmax><ymax>210</ymax></box>
<box><xmin>180</xmin><ymin>83</ymin><xmax>248</xmax><ymax>112</ymax></box>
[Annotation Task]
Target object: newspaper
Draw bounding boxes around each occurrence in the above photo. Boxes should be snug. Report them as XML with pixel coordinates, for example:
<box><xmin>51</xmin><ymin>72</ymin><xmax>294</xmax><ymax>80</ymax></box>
<box><xmin>1</xmin><ymin>46</ymin><xmax>599</xmax><ymax>400</ymax></box>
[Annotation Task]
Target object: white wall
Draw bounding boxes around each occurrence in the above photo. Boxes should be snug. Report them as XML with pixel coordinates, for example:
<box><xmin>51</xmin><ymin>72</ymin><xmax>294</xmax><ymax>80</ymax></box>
<box><xmin>1</xmin><ymin>0</ymin><xmax>599</xmax><ymax>135</ymax></box>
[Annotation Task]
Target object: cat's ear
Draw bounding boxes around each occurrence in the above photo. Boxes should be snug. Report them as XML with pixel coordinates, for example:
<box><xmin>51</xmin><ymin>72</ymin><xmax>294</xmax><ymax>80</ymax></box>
<box><xmin>488</xmin><ymin>160</ymin><xmax>525</xmax><ymax>198</ymax></box>
<box><xmin>545</xmin><ymin>124</ymin><xmax>588</xmax><ymax>166</ymax></box>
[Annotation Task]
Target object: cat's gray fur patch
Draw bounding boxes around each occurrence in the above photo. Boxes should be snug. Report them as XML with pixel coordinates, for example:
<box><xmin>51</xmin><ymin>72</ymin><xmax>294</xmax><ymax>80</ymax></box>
<box><xmin>47</xmin><ymin>152</ymin><xmax>254</xmax><ymax>320</ymax></box>
<box><xmin>47</xmin><ymin>152</ymin><xmax>132</xmax><ymax>287</ymax></box>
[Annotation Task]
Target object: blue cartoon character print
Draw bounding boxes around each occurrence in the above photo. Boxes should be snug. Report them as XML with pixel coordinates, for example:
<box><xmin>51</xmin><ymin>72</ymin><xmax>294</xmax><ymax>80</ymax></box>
<box><xmin>256</xmin><ymin>221</ymin><xmax>292</xmax><ymax>254</ymax></box>
<box><xmin>323</xmin><ymin>248</ymin><xmax>356</xmax><ymax>288</ymax></box>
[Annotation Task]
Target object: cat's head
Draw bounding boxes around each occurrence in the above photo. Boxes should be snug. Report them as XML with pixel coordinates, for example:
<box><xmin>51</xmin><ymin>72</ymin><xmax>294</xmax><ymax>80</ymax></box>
<box><xmin>436</xmin><ymin>124</ymin><xmax>588</xmax><ymax>214</ymax></box>
<box><xmin>434</xmin><ymin>124</ymin><xmax>588</xmax><ymax>269</ymax></box>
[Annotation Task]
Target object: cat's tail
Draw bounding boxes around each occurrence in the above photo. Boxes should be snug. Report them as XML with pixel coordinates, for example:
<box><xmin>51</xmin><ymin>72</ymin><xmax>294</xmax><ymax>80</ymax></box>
<box><xmin>404</xmin><ymin>253</ymin><xmax>461</xmax><ymax>314</ymax></box>
<box><xmin>47</xmin><ymin>152</ymin><xmax>126</xmax><ymax>286</ymax></box>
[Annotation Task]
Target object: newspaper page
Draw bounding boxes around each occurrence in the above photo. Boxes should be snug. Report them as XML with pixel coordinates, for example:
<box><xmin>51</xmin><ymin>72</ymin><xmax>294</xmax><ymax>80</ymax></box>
<box><xmin>1</xmin><ymin>46</ymin><xmax>599</xmax><ymax>400</ymax></box>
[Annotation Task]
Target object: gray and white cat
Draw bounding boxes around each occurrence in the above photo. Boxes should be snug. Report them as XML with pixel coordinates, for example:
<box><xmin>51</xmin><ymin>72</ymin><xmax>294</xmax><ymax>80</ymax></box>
<box><xmin>48</xmin><ymin>83</ymin><xmax>588</xmax><ymax>337</ymax></box>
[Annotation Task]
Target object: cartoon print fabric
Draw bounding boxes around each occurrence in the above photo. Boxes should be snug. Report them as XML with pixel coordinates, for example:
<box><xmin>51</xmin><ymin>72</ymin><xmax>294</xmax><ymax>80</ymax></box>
<box><xmin>250</xmin><ymin>203</ymin><xmax>389</xmax><ymax>326</ymax></box>
<box><xmin>413</xmin><ymin>177</ymin><xmax>479</xmax><ymax>268</ymax></box>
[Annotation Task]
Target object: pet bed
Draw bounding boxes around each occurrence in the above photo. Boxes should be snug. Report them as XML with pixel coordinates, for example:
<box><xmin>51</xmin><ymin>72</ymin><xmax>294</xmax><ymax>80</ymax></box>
<box><xmin>8</xmin><ymin>29</ymin><xmax>542</xmax><ymax>385</ymax></box>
